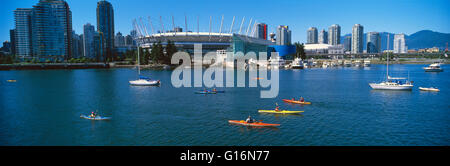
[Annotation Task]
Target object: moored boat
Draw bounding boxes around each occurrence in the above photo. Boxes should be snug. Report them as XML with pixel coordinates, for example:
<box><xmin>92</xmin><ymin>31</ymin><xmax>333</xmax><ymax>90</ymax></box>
<box><xmin>424</xmin><ymin>63</ymin><xmax>443</xmax><ymax>72</ymax></box>
<box><xmin>419</xmin><ymin>87</ymin><xmax>440</xmax><ymax>92</ymax></box>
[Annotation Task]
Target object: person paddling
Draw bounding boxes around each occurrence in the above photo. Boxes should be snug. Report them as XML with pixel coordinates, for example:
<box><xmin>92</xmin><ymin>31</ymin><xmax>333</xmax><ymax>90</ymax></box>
<box><xmin>246</xmin><ymin>116</ymin><xmax>254</xmax><ymax>123</ymax></box>
<box><xmin>300</xmin><ymin>97</ymin><xmax>304</xmax><ymax>102</ymax></box>
<box><xmin>275</xmin><ymin>103</ymin><xmax>280</xmax><ymax>112</ymax></box>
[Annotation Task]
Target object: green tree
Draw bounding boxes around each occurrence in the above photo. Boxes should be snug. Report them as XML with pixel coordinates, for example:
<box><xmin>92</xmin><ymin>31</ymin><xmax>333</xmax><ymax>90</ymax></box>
<box><xmin>149</xmin><ymin>41</ymin><xmax>164</xmax><ymax>64</ymax></box>
<box><xmin>294</xmin><ymin>42</ymin><xmax>306</xmax><ymax>60</ymax></box>
<box><xmin>165</xmin><ymin>40</ymin><xmax>178</xmax><ymax>65</ymax></box>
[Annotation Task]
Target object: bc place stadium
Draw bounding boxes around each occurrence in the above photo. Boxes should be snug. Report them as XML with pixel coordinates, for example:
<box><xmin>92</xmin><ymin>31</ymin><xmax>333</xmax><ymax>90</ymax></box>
<box><xmin>132</xmin><ymin>16</ymin><xmax>296</xmax><ymax>60</ymax></box>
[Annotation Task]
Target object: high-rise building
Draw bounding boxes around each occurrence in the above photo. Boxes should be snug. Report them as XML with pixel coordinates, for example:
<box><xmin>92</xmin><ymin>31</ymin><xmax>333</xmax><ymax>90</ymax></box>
<box><xmin>114</xmin><ymin>32</ymin><xmax>125</xmax><ymax>47</ymax></box>
<box><xmin>394</xmin><ymin>34</ymin><xmax>407</xmax><ymax>53</ymax></box>
<box><xmin>94</xmin><ymin>31</ymin><xmax>105</xmax><ymax>62</ymax></box>
<box><xmin>367</xmin><ymin>32</ymin><xmax>381</xmax><ymax>53</ymax></box>
<box><xmin>276</xmin><ymin>25</ymin><xmax>291</xmax><ymax>45</ymax></box>
<box><xmin>255</xmin><ymin>23</ymin><xmax>268</xmax><ymax>40</ymax></box>
<box><xmin>344</xmin><ymin>36</ymin><xmax>351</xmax><ymax>52</ymax></box>
<box><xmin>31</xmin><ymin>0</ymin><xmax>73</xmax><ymax>60</ymax></box>
<box><xmin>97</xmin><ymin>0</ymin><xmax>115</xmax><ymax>61</ymax></box>
<box><xmin>318</xmin><ymin>29</ymin><xmax>328</xmax><ymax>44</ymax></box>
<box><xmin>72</xmin><ymin>31</ymin><xmax>83</xmax><ymax>58</ymax></box>
<box><xmin>83</xmin><ymin>23</ymin><xmax>96</xmax><ymax>59</ymax></box>
<box><xmin>14</xmin><ymin>8</ymin><xmax>33</xmax><ymax>57</ymax></box>
<box><xmin>351</xmin><ymin>24</ymin><xmax>364</xmax><ymax>54</ymax></box>
<box><xmin>328</xmin><ymin>24</ymin><xmax>341</xmax><ymax>45</ymax></box>
<box><xmin>307</xmin><ymin>27</ymin><xmax>318</xmax><ymax>44</ymax></box>
<box><xmin>9</xmin><ymin>29</ymin><xmax>17</xmax><ymax>55</ymax></box>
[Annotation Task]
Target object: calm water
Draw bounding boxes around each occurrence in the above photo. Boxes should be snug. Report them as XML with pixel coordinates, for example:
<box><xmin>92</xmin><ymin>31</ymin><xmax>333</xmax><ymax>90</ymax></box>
<box><xmin>0</xmin><ymin>64</ymin><xmax>449</xmax><ymax>146</ymax></box>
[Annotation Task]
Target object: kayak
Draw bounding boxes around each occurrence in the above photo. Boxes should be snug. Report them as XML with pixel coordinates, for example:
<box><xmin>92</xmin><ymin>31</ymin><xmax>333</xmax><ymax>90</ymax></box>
<box><xmin>282</xmin><ymin>99</ymin><xmax>311</xmax><ymax>105</ymax></box>
<box><xmin>228</xmin><ymin>120</ymin><xmax>280</xmax><ymax>127</ymax></box>
<box><xmin>7</xmin><ymin>80</ymin><xmax>17</xmax><ymax>83</ymax></box>
<box><xmin>80</xmin><ymin>115</ymin><xmax>111</xmax><ymax>120</ymax></box>
<box><xmin>258</xmin><ymin>110</ymin><xmax>304</xmax><ymax>114</ymax></box>
<box><xmin>195</xmin><ymin>91</ymin><xmax>217</xmax><ymax>94</ymax></box>
<box><xmin>211</xmin><ymin>90</ymin><xmax>225</xmax><ymax>93</ymax></box>
<box><xmin>419</xmin><ymin>87</ymin><xmax>440</xmax><ymax>92</ymax></box>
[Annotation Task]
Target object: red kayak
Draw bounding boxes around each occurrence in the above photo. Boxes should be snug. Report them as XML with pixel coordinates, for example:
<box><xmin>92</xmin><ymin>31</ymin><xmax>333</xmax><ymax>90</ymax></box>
<box><xmin>228</xmin><ymin>120</ymin><xmax>280</xmax><ymax>127</ymax></box>
<box><xmin>282</xmin><ymin>99</ymin><xmax>311</xmax><ymax>105</ymax></box>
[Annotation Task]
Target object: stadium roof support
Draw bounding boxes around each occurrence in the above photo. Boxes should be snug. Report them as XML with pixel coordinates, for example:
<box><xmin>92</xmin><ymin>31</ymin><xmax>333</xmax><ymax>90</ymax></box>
<box><xmin>229</xmin><ymin>16</ymin><xmax>235</xmax><ymax>34</ymax></box>
<box><xmin>239</xmin><ymin>17</ymin><xmax>245</xmax><ymax>35</ymax></box>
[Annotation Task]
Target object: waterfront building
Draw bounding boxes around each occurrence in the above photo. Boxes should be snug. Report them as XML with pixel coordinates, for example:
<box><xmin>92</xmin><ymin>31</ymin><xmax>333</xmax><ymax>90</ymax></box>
<box><xmin>344</xmin><ymin>36</ymin><xmax>351</xmax><ymax>52</ymax></box>
<box><xmin>307</xmin><ymin>27</ymin><xmax>318</xmax><ymax>44</ymax></box>
<box><xmin>97</xmin><ymin>0</ymin><xmax>115</xmax><ymax>61</ymax></box>
<box><xmin>351</xmin><ymin>24</ymin><xmax>364</xmax><ymax>54</ymax></box>
<box><xmin>367</xmin><ymin>32</ymin><xmax>381</xmax><ymax>53</ymax></box>
<box><xmin>115</xmin><ymin>32</ymin><xmax>125</xmax><ymax>47</ymax></box>
<box><xmin>328</xmin><ymin>24</ymin><xmax>341</xmax><ymax>45</ymax></box>
<box><xmin>393</xmin><ymin>34</ymin><xmax>407</xmax><ymax>53</ymax></box>
<box><xmin>1</xmin><ymin>41</ymin><xmax>12</xmax><ymax>53</ymax></box>
<box><xmin>255</xmin><ymin>23</ymin><xmax>268</xmax><ymax>40</ymax></box>
<box><xmin>10</xmin><ymin>29</ymin><xmax>16</xmax><ymax>55</ymax></box>
<box><xmin>276</xmin><ymin>25</ymin><xmax>291</xmax><ymax>45</ymax></box>
<box><xmin>318</xmin><ymin>29</ymin><xmax>328</xmax><ymax>44</ymax></box>
<box><xmin>71</xmin><ymin>31</ymin><xmax>83</xmax><ymax>58</ymax></box>
<box><xmin>94</xmin><ymin>31</ymin><xmax>106</xmax><ymax>62</ymax></box>
<box><xmin>31</xmin><ymin>0</ymin><xmax>73</xmax><ymax>60</ymax></box>
<box><xmin>14</xmin><ymin>8</ymin><xmax>33</xmax><ymax>57</ymax></box>
<box><xmin>83</xmin><ymin>23</ymin><xmax>96</xmax><ymax>59</ymax></box>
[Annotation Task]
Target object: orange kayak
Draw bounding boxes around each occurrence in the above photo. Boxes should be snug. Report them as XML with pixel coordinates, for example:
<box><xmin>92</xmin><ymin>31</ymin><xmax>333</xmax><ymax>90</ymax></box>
<box><xmin>282</xmin><ymin>99</ymin><xmax>311</xmax><ymax>105</ymax></box>
<box><xmin>228</xmin><ymin>120</ymin><xmax>280</xmax><ymax>127</ymax></box>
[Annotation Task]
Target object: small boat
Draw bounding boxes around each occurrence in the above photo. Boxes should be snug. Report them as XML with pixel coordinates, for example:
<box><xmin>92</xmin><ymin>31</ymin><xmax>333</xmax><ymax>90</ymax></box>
<box><xmin>80</xmin><ymin>115</ymin><xmax>111</xmax><ymax>121</ymax></box>
<box><xmin>291</xmin><ymin>58</ymin><xmax>304</xmax><ymax>69</ymax></box>
<box><xmin>6</xmin><ymin>80</ymin><xmax>17</xmax><ymax>83</ymax></box>
<box><xmin>228</xmin><ymin>120</ymin><xmax>280</xmax><ymax>127</ymax></box>
<box><xmin>258</xmin><ymin>110</ymin><xmax>304</xmax><ymax>114</ymax></box>
<box><xmin>364</xmin><ymin>60</ymin><xmax>371</xmax><ymax>67</ymax></box>
<box><xmin>282</xmin><ymin>99</ymin><xmax>311</xmax><ymax>105</ymax></box>
<box><xmin>424</xmin><ymin>63</ymin><xmax>443</xmax><ymax>72</ymax></box>
<box><xmin>129</xmin><ymin>45</ymin><xmax>161</xmax><ymax>86</ymax></box>
<box><xmin>419</xmin><ymin>87</ymin><xmax>440</xmax><ymax>92</ymax></box>
<box><xmin>195</xmin><ymin>91</ymin><xmax>217</xmax><ymax>94</ymax></box>
<box><xmin>129</xmin><ymin>76</ymin><xmax>161</xmax><ymax>86</ymax></box>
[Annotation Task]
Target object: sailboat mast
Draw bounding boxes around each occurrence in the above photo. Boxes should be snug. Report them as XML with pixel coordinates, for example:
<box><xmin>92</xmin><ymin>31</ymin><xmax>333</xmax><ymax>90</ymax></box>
<box><xmin>386</xmin><ymin>34</ymin><xmax>389</xmax><ymax>80</ymax></box>
<box><xmin>137</xmin><ymin>45</ymin><xmax>140</xmax><ymax>75</ymax></box>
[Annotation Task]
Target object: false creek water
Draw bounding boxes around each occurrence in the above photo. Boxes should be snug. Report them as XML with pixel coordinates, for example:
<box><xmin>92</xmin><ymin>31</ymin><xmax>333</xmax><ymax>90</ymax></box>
<box><xmin>0</xmin><ymin>64</ymin><xmax>449</xmax><ymax>146</ymax></box>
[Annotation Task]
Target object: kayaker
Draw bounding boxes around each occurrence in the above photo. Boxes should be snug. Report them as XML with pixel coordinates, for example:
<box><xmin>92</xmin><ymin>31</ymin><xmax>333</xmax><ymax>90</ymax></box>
<box><xmin>275</xmin><ymin>103</ymin><xmax>280</xmax><ymax>112</ymax></box>
<box><xmin>90</xmin><ymin>112</ymin><xmax>96</xmax><ymax>118</ymax></box>
<box><xmin>300</xmin><ymin>97</ymin><xmax>304</xmax><ymax>102</ymax></box>
<box><xmin>212</xmin><ymin>88</ymin><xmax>217</xmax><ymax>92</ymax></box>
<box><xmin>246</xmin><ymin>116</ymin><xmax>254</xmax><ymax>123</ymax></box>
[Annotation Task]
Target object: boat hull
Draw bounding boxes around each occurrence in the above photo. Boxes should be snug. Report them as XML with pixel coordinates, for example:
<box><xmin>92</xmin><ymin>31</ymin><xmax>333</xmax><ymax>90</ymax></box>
<box><xmin>419</xmin><ymin>87</ymin><xmax>440</xmax><ymax>92</ymax></box>
<box><xmin>258</xmin><ymin>110</ymin><xmax>304</xmax><ymax>114</ymax></box>
<box><xmin>424</xmin><ymin>68</ymin><xmax>443</xmax><ymax>72</ymax></box>
<box><xmin>228</xmin><ymin>120</ymin><xmax>280</xmax><ymax>127</ymax></box>
<box><xmin>129</xmin><ymin>79</ymin><xmax>160</xmax><ymax>86</ymax></box>
<box><xmin>369</xmin><ymin>83</ymin><xmax>413</xmax><ymax>90</ymax></box>
<box><xmin>282</xmin><ymin>99</ymin><xmax>311</xmax><ymax>105</ymax></box>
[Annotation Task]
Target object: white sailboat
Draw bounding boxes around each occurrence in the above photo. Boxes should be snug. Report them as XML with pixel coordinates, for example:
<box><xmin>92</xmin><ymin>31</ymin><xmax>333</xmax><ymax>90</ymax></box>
<box><xmin>369</xmin><ymin>34</ymin><xmax>413</xmax><ymax>90</ymax></box>
<box><xmin>129</xmin><ymin>46</ymin><xmax>161</xmax><ymax>86</ymax></box>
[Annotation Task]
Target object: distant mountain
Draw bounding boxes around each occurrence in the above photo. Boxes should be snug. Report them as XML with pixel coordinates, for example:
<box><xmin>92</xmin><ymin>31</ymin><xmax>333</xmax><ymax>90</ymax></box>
<box><xmin>340</xmin><ymin>30</ymin><xmax>450</xmax><ymax>51</ymax></box>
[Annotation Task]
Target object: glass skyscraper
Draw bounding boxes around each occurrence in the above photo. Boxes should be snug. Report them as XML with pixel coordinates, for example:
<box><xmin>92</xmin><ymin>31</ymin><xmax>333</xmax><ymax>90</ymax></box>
<box><xmin>31</xmin><ymin>0</ymin><xmax>73</xmax><ymax>60</ymax></box>
<box><xmin>276</xmin><ymin>25</ymin><xmax>291</xmax><ymax>45</ymax></box>
<box><xmin>255</xmin><ymin>23</ymin><xmax>268</xmax><ymax>40</ymax></box>
<box><xmin>83</xmin><ymin>23</ymin><xmax>96</xmax><ymax>59</ymax></box>
<box><xmin>14</xmin><ymin>8</ymin><xmax>33</xmax><ymax>57</ymax></box>
<box><xmin>97</xmin><ymin>0</ymin><xmax>115</xmax><ymax>62</ymax></box>
<box><xmin>394</xmin><ymin>34</ymin><xmax>407</xmax><ymax>53</ymax></box>
<box><xmin>344</xmin><ymin>36</ymin><xmax>351</xmax><ymax>52</ymax></box>
<box><xmin>351</xmin><ymin>24</ymin><xmax>364</xmax><ymax>54</ymax></box>
<box><xmin>367</xmin><ymin>32</ymin><xmax>381</xmax><ymax>53</ymax></box>
<box><xmin>318</xmin><ymin>29</ymin><xmax>328</xmax><ymax>44</ymax></box>
<box><xmin>328</xmin><ymin>24</ymin><xmax>341</xmax><ymax>45</ymax></box>
<box><xmin>307</xmin><ymin>27</ymin><xmax>318</xmax><ymax>44</ymax></box>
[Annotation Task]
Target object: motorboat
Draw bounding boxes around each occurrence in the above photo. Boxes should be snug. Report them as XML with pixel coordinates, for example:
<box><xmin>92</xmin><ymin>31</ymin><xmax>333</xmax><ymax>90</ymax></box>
<box><xmin>364</xmin><ymin>59</ymin><xmax>371</xmax><ymax>67</ymax></box>
<box><xmin>419</xmin><ymin>87</ymin><xmax>440</xmax><ymax>92</ymax></box>
<box><xmin>291</xmin><ymin>58</ymin><xmax>304</xmax><ymax>69</ymax></box>
<box><xmin>424</xmin><ymin>63</ymin><xmax>443</xmax><ymax>72</ymax></box>
<box><xmin>269</xmin><ymin>56</ymin><xmax>286</xmax><ymax>69</ymax></box>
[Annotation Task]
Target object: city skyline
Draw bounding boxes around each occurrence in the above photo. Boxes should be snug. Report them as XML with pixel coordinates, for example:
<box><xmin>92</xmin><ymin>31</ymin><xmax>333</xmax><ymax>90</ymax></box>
<box><xmin>1</xmin><ymin>0</ymin><xmax>449</xmax><ymax>44</ymax></box>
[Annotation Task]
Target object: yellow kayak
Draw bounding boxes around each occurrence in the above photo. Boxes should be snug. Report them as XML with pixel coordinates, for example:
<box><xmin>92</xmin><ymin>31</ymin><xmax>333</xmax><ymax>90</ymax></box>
<box><xmin>258</xmin><ymin>110</ymin><xmax>304</xmax><ymax>114</ymax></box>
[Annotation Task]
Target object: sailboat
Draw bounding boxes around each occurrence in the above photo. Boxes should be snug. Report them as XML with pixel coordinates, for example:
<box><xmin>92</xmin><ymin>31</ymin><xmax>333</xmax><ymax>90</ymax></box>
<box><xmin>369</xmin><ymin>34</ymin><xmax>413</xmax><ymax>90</ymax></box>
<box><xmin>129</xmin><ymin>46</ymin><xmax>161</xmax><ymax>86</ymax></box>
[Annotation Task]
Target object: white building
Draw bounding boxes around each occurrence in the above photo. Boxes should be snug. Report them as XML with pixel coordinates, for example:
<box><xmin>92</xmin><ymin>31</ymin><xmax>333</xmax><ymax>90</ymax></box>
<box><xmin>351</xmin><ymin>24</ymin><xmax>364</xmax><ymax>54</ymax></box>
<box><xmin>393</xmin><ymin>34</ymin><xmax>407</xmax><ymax>53</ymax></box>
<box><xmin>304</xmin><ymin>44</ymin><xmax>344</xmax><ymax>54</ymax></box>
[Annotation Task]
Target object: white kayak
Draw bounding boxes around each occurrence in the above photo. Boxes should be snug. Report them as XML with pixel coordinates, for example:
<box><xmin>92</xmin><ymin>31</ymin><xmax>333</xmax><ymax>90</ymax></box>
<box><xmin>80</xmin><ymin>115</ymin><xmax>111</xmax><ymax>120</ymax></box>
<box><xmin>419</xmin><ymin>87</ymin><xmax>440</xmax><ymax>92</ymax></box>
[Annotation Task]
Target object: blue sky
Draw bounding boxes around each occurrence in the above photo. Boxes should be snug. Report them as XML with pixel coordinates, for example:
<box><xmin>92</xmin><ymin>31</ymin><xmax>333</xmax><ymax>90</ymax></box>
<box><xmin>1</xmin><ymin>0</ymin><xmax>449</xmax><ymax>44</ymax></box>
